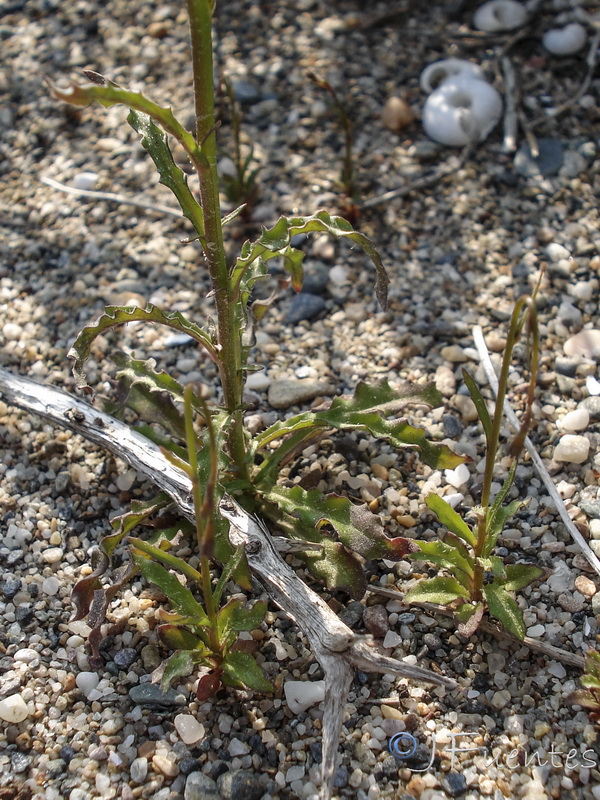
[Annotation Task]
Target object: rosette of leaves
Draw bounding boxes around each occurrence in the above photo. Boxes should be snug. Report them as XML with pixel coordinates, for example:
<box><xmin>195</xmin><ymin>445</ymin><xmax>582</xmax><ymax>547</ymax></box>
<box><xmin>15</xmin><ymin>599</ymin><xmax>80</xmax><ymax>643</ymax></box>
<box><xmin>568</xmin><ymin>650</ymin><xmax>600</xmax><ymax>725</ymax></box>
<box><xmin>405</xmin><ymin>294</ymin><xmax>544</xmax><ymax>639</ymax></box>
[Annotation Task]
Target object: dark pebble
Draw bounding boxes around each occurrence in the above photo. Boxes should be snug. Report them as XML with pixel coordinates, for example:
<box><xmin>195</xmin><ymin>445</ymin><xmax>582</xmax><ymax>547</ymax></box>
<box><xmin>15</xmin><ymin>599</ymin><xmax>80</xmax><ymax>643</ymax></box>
<box><xmin>339</xmin><ymin>600</ymin><xmax>365</xmax><ymax>628</ymax></box>
<box><xmin>15</xmin><ymin>605</ymin><xmax>34</xmax><ymax>626</ymax></box>
<box><xmin>1</xmin><ymin>578</ymin><xmax>21</xmax><ymax>600</ymax></box>
<box><xmin>309</xmin><ymin>742</ymin><xmax>322</xmax><ymax>764</ymax></box>
<box><xmin>180</xmin><ymin>757</ymin><xmax>202</xmax><ymax>776</ymax></box>
<box><xmin>290</xmin><ymin>233</ymin><xmax>308</xmax><ymax>248</ymax></box>
<box><xmin>555</xmin><ymin>358</ymin><xmax>579</xmax><ymax>377</ymax></box>
<box><xmin>59</xmin><ymin>745</ymin><xmax>76</xmax><ymax>763</ymax></box>
<box><xmin>397</xmin><ymin>612</ymin><xmax>416</xmax><ymax>624</ymax></box>
<box><xmin>301</xmin><ymin>263</ymin><xmax>329</xmax><ymax>294</ymax></box>
<box><xmin>247</xmin><ymin>733</ymin><xmax>265</xmax><ymax>756</ymax></box>
<box><xmin>210</xmin><ymin>760</ymin><xmax>230</xmax><ymax>780</ymax></box>
<box><xmin>148</xmin><ymin>725</ymin><xmax>165</xmax><ymax>740</ymax></box>
<box><xmin>129</xmin><ymin>683</ymin><xmax>186</xmax><ymax>708</ymax></box>
<box><xmin>442</xmin><ymin>414</ymin><xmax>462</xmax><ymax>438</ymax></box>
<box><xmin>113</xmin><ymin>648</ymin><xmax>138</xmax><ymax>669</ymax></box>
<box><xmin>380</xmin><ymin>755</ymin><xmax>399</xmax><ymax>778</ymax></box>
<box><xmin>362</xmin><ymin>604</ymin><xmax>389</xmax><ymax>637</ymax></box>
<box><xmin>580</xmin><ymin>396</ymin><xmax>600</xmax><ymax>420</ymax></box>
<box><xmin>11</xmin><ymin>752</ymin><xmax>32</xmax><ymax>773</ymax></box>
<box><xmin>218</xmin><ymin>769</ymin><xmax>265</xmax><ymax>800</ymax></box>
<box><xmin>450</xmin><ymin>655</ymin><xmax>466</xmax><ymax>674</ymax></box>
<box><xmin>266</xmin><ymin>748</ymin><xmax>278</xmax><ymax>768</ymax></box>
<box><xmin>285</xmin><ymin>292</ymin><xmax>326</xmax><ymax>324</ymax></box>
<box><xmin>332</xmin><ymin>766</ymin><xmax>349</xmax><ymax>788</ymax></box>
<box><xmin>515</xmin><ymin>138</ymin><xmax>564</xmax><ymax>177</ymax></box>
<box><xmin>422</xmin><ymin>633</ymin><xmax>442</xmax><ymax>650</ymax></box>
<box><xmin>442</xmin><ymin>772</ymin><xmax>468</xmax><ymax>796</ymax></box>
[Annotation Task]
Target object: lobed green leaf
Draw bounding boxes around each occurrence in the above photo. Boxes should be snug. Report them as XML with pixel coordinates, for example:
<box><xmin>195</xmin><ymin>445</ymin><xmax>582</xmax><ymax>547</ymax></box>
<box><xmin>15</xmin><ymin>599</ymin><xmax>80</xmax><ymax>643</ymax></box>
<box><xmin>230</xmin><ymin>210</ymin><xmax>389</xmax><ymax>309</ymax></box>
<box><xmin>128</xmin><ymin>109</ymin><xmax>204</xmax><ymax>236</ymax></box>
<box><xmin>157</xmin><ymin>624</ymin><xmax>209</xmax><ymax>652</ymax></box>
<box><xmin>409</xmin><ymin>539</ymin><xmax>474</xmax><ymax>589</ymax></box>
<box><xmin>68</xmin><ymin>304</ymin><xmax>217</xmax><ymax>394</ymax></box>
<box><xmin>218</xmin><ymin>598</ymin><xmax>267</xmax><ymax>634</ymax></box>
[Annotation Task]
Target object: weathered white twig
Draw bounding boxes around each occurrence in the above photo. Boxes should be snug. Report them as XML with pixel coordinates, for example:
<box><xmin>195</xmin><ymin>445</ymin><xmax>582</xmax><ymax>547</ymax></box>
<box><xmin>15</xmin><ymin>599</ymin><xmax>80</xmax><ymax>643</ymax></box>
<box><xmin>0</xmin><ymin>367</ymin><xmax>456</xmax><ymax>799</ymax></box>
<box><xmin>41</xmin><ymin>176</ymin><xmax>184</xmax><ymax>219</ymax></box>
<box><xmin>472</xmin><ymin>326</ymin><xmax>600</xmax><ymax>579</ymax></box>
<box><xmin>220</xmin><ymin>497</ymin><xmax>455</xmax><ymax>799</ymax></box>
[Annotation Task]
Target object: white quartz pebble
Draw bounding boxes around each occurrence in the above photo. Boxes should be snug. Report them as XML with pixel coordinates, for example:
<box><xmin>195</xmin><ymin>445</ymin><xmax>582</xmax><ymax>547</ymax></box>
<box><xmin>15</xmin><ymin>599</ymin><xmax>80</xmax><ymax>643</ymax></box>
<box><xmin>553</xmin><ymin>434</ymin><xmax>590</xmax><ymax>464</ymax></box>
<box><xmin>0</xmin><ymin>694</ymin><xmax>29</xmax><ymax>723</ymax></box>
<box><xmin>76</xmin><ymin>671</ymin><xmax>100</xmax><ymax>698</ymax></box>
<box><xmin>13</xmin><ymin>648</ymin><xmax>39</xmax><ymax>663</ymax></box>
<box><xmin>444</xmin><ymin>463</ymin><xmax>470</xmax><ymax>488</ymax></box>
<box><xmin>72</xmin><ymin>171</ymin><xmax>98</xmax><ymax>191</ymax></box>
<box><xmin>283</xmin><ymin>680</ymin><xmax>325</xmax><ymax>713</ymax></box>
<box><xmin>382</xmin><ymin>631</ymin><xmax>402</xmax><ymax>649</ymax></box>
<box><xmin>42</xmin><ymin>576</ymin><xmax>61</xmax><ymax>595</ymax></box>
<box><xmin>174</xmin><ymin>714</ymin><xmax>205</xmax><ymax>745</ymax></box>
<box><xmin>559</xmin><ymin>408</ymin><xmax>589</xmax><ymax>432</ymax></box>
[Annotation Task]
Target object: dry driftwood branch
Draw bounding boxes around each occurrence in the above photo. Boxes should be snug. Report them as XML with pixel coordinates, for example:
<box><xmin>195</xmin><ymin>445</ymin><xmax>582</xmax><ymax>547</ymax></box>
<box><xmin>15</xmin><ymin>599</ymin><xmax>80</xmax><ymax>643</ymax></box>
<box><xmin>0</xmin><ymin>367</ymin><xmax>455</xmax><ymax>799</ymax></box>
<box><xmin>472</xmin><ymin>326</ymin><xmax>600</xmax><ymax>580</ymax></box>
<box><xmin>220</xmin><ymin>496</ymin><xmax>455</xmax><ymax>799</ymax></box>
<box><xmin>41</xmin><ymin>176</ymin><xmax>184</xmax><ymax>219</ymax></box>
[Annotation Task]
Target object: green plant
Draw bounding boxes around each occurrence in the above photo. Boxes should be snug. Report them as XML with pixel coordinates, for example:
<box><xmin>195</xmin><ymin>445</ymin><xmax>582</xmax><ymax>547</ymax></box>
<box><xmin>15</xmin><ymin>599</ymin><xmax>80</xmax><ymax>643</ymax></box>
<box><xmin>405</xmin><ymin>294</ymin><xmax>544</xmax><ymax>639</ymax></box>
<box><xmin>219</xmin><ymin>76</ymin><xmax>260</xmax><ymax>213</ymax></box>
<box><xmin>51</xmin><ymin>1</ymin><xmax>462</xmax><ymax>687</ymax></box>
<box><xmin>568</xmin><ymin>650</ymin><xmax>600</xmax><ymax>725</ymax></box>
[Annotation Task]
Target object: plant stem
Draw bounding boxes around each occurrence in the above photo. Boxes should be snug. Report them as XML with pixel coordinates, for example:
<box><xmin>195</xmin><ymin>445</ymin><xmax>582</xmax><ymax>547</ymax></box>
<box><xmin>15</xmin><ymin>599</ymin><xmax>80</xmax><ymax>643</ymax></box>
<box><xmin>184</xmin><ymin>387</ymin><xmax>219</xmax><ymax>651</ymax></box>
<box><xmin>186</xmin><ymin>0</ymin><xmax>247</xmax><ymax>476</ymax></box>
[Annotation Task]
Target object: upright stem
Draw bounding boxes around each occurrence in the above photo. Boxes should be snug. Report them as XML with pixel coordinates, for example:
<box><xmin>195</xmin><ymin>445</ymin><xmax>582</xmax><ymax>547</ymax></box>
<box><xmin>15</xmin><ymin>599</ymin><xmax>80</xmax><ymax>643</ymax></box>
<box><xmin>187</xmin><ymin>0</ymin><xmax>247</xmax><ymax>475</ymax></box>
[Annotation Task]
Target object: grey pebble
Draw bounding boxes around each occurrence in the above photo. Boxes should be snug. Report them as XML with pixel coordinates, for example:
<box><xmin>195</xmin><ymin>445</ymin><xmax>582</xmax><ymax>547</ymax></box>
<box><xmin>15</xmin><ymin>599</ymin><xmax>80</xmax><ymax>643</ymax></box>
<box><xmin>362</xmin><ymin>604</ymin><xmax>389</xmax><ymax>637</ymax></box>
<box><xmin>422</xmin><ymin>633</ymin><xmax>442</xmax><ymax>650</ymax></box>
<box><xmin>339</xmin><ymin>600</ymin><xmax>365</xmax><ymax>628</ymax></box>
<box><xmin>129</xmin><ymin>683</ymin><xmax>186</xmax><ymax>708</ymax></box>
<box><xmin>580</xmin><ymin>396</ymin><xmax>600</xmax><ymax>420</ymax></box>
<box><xmin>184</xmin><ymin>771</ymin><xmax>220</xmax><ymax>800</ymax></box>
<box><xmin>218</xmin><ymin>769</ymin><xmax>266</xmax><ymax>800</ymax></box>
<box><xmin>580</xmin><ymin>500</ymin><xmax>600</xmax><ymax>520</ymax></box>
<box><xmin>285</xmin><ymin>292</ymin><xmax>326</xmax><ymax>324</ymax></box>
<box><xmin>442</xmin><ymin>771</ymin><xmax>468</xmax><ymax>796</ymax></box>
<box><xmin>231</xmin><ymin>80</ymin><xmax>261</xmax><ymax>104</ymax></box>
<box><xmin>515</xmin><ymin>138</ymin><xmax>564</xmax><ymax>177</ymax></box>
<box><xmin>267</xmin><ymin>379</ymin><xmax>333</xmax><ymax>410</ymax></box>
<box><xmin>54</xmin><ymin>471</ymin><xmax>71</xmax><ymax>494</ymax></box>
<box><xmin>12</xmin><ymin>752</ymin><xmax>32</xmax><ymax>773</ymax></box>
<box><xmin>1</xmin><ymin>578</ymin><xmax>21</xmax><ymax>600</ymax></box>
<box><xmin>442</xmin><ymin>414</ymin><xmax>462</xmax><ymax>438</ymax></box>
<box><xmin>113</xmin><ymin>648</ymin><xmax>138</xmax><ymax>669</ymax></box>
<box><xmin>301</xmin><ymin>263</ymin><xmax>329</xmax><ymax>294</ymax></box>
<box><xmin>555</xmin><ymin>358</ymin><xmax>579</xmax><ymax>377</ymax></box>
<box><xmin>397</xmin><ymin>612</ymin><xmax>416</xmax><ymax>624</ymax></box>
<box><xmin>333</xmin><ymin>766</ymin><xmax>349</xmax><ymax>788</ymax></box>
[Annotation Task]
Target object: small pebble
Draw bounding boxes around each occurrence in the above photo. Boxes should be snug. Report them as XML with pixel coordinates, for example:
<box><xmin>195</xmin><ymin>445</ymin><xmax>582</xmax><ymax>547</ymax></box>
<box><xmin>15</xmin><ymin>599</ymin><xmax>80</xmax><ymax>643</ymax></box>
<box><xmin>454</xmin><ymin>394</ymin><xmax>478</xmax><ymax>422</ymax></box>
<box><xmin>130</xmin><ymin>757</ymin><xmax>148</xmax><ymax>784</ymax></box>
<box><xmin>515</xmin><ymin>139</ymin><xmax>563</xmax><ymax>177</ymax></box>
<box><xmin>268</xmin><ymin>379</ymin><xmax>333</xmax><ymax>410</ymax></box>
<box><xmin>185</xmin><ymin>772</ymin><xmax>219</xmax><ymax>799</ymax></box>
<box><xmin>553</xmin><ymin>434</ymin><xmax>590</xmax><ymax>463</ymax></box>
<box><xmin>76</xmin><ymin>672</ymin><xmax>100</xmax><ymax>699</ymax></box>
<box><xmin>42</xmin><ymin>576</ymin><xmax>61</xmax><ymax>595</ymax></box>
<box><xmin>564</xmin><ymin>330</ymin><xmax>600</xmax><ymax>360</ymax></box>
<box><xmin>72</xmin><ymin>171</ymin><xmax>98</xmax><ymax>191</ymax></box>
<box><xmin>283</xmin><ymin>680</ymin><xmax>325</xmax><ymax>713</ymax></box>
<box><xmin>41</xmin><ymin>547</ymin><xmax>63</xmax><ymax>564</ymax></box>
<box><xmin>382</xmin><ymin>96</ymin><xmax>414</xmax><ymax>133</ymax></box>
<box><xmin>445</xmin><ymin>463</ymin><xmax>469</xmax><ymax>488</ymax></box>
<box><xmin>152</xmin><ymin>754</ymin><xmax>179</xmax><ymax>778</ymax></box>
<box><xmin>175</xmin><ymin>714</ymin><xmax>206</xmax><ymax>745</ymax></box>
<box><xmin>13</xmin><ymin>648</ymin><xmax>39</xmax><ymax>663</ymax></box>
<box><xmin>363</xmin><ymin>604</ymin><xmax>389</xmax><ymax>637</ymax></box>
<box><xmin>382</xmin><ymin>631</ymin><xmax>402</xmax><ymax>649</ymax></box>
<box><xmin>559</xmin><ymin>408</ymin><xmax>590</xmax><ymax>432</ymax></box>
<box><xmin>574</xmin><ymin>576</ymin><xmax>596</xmax><ymax>597</ymax></box>
<box><xmin>0</xmin><ymin>694</ymin><xmax>29</xmax><ymax>723</ymax></box>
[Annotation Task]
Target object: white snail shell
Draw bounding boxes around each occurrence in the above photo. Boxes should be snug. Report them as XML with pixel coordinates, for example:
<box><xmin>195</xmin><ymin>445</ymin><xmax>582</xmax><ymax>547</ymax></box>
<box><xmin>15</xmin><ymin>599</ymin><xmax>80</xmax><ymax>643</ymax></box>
<box><xmin>420</xmin><ymin>59</ymin><xmax>484</xmax><ymax>94</ymax></box>
<box><xmin>422</xmin><ymin>76</ymin><xmax>503</xmax><ymax>147</ymax></box>
<box><xmin>473</xmin><ymin>0</ymin><xmax>527</xmax><ymax>32</ymax></box>
<box><xmin>542</xmin><ymin>22</ymin><xmax>587</xmax><ymax>56</ymax></box>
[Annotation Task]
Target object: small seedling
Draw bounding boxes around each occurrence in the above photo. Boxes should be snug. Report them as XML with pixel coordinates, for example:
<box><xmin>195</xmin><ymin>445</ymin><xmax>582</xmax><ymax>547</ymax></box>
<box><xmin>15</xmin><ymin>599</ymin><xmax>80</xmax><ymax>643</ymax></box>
<box><xmin>219</xmin><ymin>76</ymin><xmax>261</xmax><ymax>214</ymax></box>
<box><xmin>405</xmin><ymin>293</ymin><xmax>544</xmax><ymax>639</ymax></box>
<box><xmin>308</xmin><ymin>72</ymin><xmax>360</xmax><ymax>223</ymax></box>
<box><xmin>568</xmin><ymin>650</ymin><xmax>600</xmax><ymax>725</ymax></box>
